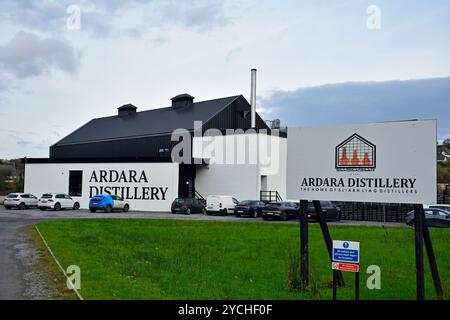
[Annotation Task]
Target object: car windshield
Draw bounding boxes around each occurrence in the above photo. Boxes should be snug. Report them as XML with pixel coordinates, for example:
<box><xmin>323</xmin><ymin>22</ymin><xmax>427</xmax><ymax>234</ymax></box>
<box><xmin>92</xmin><ymin>197</ymin><xmax>104</xmax><ymax>201</ymax></box>
<box><xmin>41</xmin><ymin>194</ymin><xmax>53</xmax><ymax>199</ymax></box>
<box><xmin>7</xmin><ymin>194</ymin><xmax>18</xmax><ymax>198</ymax></box>
<box><xmin>269</xmin><ymin>203</ymin><xmax>281</xmax><ymax>207</ymax></box>
<box><xmin>321</xmin><ymin>201</ymin><xmax>334</xmax><ymax>208</ymax></box>
<box><xmin>239</xmin><ymin>201</ymin><xmax>252</xmax><ymax>205</ymax></box>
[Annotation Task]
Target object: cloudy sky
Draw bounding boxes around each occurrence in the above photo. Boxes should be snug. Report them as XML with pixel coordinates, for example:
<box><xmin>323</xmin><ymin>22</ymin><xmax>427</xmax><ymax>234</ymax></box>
<box><xmin>0</xmin><ymin>0</ymin><xmax>449</xmax><ymax>158</ymax></box>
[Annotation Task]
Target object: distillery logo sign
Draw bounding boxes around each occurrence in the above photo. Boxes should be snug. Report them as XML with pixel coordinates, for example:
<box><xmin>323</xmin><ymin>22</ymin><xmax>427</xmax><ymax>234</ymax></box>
<box><xmin>300</xmin><ymin>133</ymin><xmax>417</xmax><ymax>191</ymax></box>
<box><xmin>335</xmin><ymin>133</ymin><xmax>376</xmax><ymax>171</ymax></box>
<box><xmin>88</xmin><ymin>170</ymin><xmax>168</xmax><ymax>201</ymax></box>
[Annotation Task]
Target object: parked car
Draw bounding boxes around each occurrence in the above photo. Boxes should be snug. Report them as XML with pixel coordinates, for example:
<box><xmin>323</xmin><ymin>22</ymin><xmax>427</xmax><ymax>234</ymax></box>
<box><xmin>234</xmin><ymin>200</ymin><xmax>266</xmax><ymax>218</ymax></box>
<box><xmin>262</xmin><ymin>202</ymin><xmax>299</xmax><ymax>221</ymax></box>
<box><xmin>306</xmin><ymin>200</ymin><xmax>342</xmax><ymax>221</ymax></box>
<box><xmin>38</xmin><ymin>193</ymin><xmax>80</xmax><ymax>211</ymax></box>
<box><xmin>4</xmin><ymin>193</ymin><xmax>38</xmax><ymax>210</ymax></box>
<box><xmin>405</xmin><ymin>208</ymin><xmax>450</xmax><ymax>228</ymax></box>
<box><xmin>424</xmin><ymin>204</ymin><xmax>450</xmax><ymax>211</ymax></box>
<box><xmin>89</xmin><ymin>194</ymin><xmax>129</xmax><ymax>213</ymax></box>
<box><xmin>206</xmin><ymin>195</ymin><xmax>239</xmax><ymax>215</ymax></box>
<box><xmin>171</xmin><ymin>198</ymin><xmax>206</xmax><ymax>215</ymax></box>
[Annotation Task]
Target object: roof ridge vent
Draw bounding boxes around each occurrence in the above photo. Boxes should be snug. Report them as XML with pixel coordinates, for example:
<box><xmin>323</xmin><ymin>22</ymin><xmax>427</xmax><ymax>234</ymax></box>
<box><xmin>118</xmin><ymin>104</ymin><xmax>137</xmax><ymax>117</ymax></box>
<box><xmin>171</xmin><ymin>93</ymin><xmax>194</xmax><ymax>109</ymax></box>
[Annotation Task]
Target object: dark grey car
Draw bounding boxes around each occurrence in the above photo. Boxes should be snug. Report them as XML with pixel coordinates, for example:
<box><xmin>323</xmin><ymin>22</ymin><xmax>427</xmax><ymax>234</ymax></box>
<box><xmin>405</xmin><ymin>208</ymin><xmax>450</xmax><ymax>228</ymax></box>
<box><xmin>307</xmin><ymin>200</ymin><xmax>342</xmax><ymax>221</ymax></box>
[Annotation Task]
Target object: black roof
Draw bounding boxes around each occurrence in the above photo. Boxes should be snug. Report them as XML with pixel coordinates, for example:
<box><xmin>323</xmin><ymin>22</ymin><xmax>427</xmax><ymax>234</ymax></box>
<box><xmin>54</xmin><ymin>95</ymin><xmax>243</xmax><ymax>146</ymax></box>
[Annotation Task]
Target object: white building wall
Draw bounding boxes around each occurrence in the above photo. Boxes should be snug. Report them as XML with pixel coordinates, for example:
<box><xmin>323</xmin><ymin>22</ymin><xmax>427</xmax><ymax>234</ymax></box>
<box><xmin>24</xmin><ymin>162</ymin><xmax>179</xmax><ymax>212</ymax></box>
<box><xmin>261</xmin><ymin>135</ymin><xmax>287</xmax><ymax>199</ymax></box>
<box><xmin>193</xmin><ymin>132</ymin><xmax>287</xmax><ymax>201</ymax></box>
<box><xmin>195</xmin><ymin>164</ymin><xmax>259</xmax><ymax>201</ymax></box>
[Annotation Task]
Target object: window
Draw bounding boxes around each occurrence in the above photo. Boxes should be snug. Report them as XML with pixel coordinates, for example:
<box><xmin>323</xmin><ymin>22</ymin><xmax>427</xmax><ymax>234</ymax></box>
<box><xmin>56</xmin><ymin>194</ymin><xmax>65</xmax><ymax>199</ymax></box>
<box><xmin>69</xmin><ymin>171</ymin><xmax>83</xmax><ymax>197</ymax></box>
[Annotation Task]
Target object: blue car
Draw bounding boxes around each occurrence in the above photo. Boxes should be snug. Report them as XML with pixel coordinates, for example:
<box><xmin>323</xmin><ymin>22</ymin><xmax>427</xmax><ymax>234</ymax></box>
<box><xmin>89</xmin><ymin>194</ymin><xmax>130</xmax><ymax>213</ymax></box>
<box><xmin>234</xmin><ymin>200</ymin><xmax>266</xmax><ymax>218</ymax></box>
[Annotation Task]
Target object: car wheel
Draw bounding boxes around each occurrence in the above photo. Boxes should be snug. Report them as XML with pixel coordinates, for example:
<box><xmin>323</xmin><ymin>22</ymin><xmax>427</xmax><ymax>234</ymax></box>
<box><xmin>105</xmin><ymin>205</ymin><xmax>112</xmax><ymax>213</ymax></box>
<box><xmin>90</xmin><ymin>208</ymin><xmax>96</xmax><ymax>213</ymax></box>
<box><xmin>222</xmin><ymin>209</ymin><xmax>227</xmax><ymax>216</ymax></box>
<box><xmin>206</xmin><ymin>211</ymin><xmax>212</xmax><ymax>216</ymax></box>
<box><xmin>54</xmin><ymin>203</ymin><xmax>61</xmax><ymax>211</ymax></box>
<box><xmin>40</xmin><ymin>208</ymin><xmax>47</xmax><ymax>211</ymax></box>
<box><xmin>4</xmin><ymin>206</ymin><xmax>11</xmax><ymax>210</ymax></box>
<box><xmin>262</xmin><ymin>215</ymin><xmax>269</xmax><ymax>220</ymax></box>
<box><xmin>235</xmin><ymin>212</ymin><xmax>241</xmax><ymax>217</ymax></box>
<box><xmin>18</xmin><ymin>202</ymin><xmax>26</xmax><ymax>210</ymax></box>
<box><xmin>123</xmin><ymin>204</ymin><xmax>129</xmax><ymax>212</ymax></box>
<box><xmin>73</xmin><ymin>202</ymin><xmax>80</xmax><ymax>210</ymax></box>
<box><xmin>186</xmin><ymin>208</ymin><xmax>191</xmax><ymax>215</ymax></box>
<box><xmin>171</xmin><ymin>210</ymin><xmax>176</xmax><ymax>214</ymax></box>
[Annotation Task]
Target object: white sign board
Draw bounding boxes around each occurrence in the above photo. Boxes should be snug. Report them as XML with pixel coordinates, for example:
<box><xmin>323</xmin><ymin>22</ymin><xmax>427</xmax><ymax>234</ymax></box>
<box><xmin>287</xmin><ymin>120</ymin><xmax>437</xmax><ymax>204</ymax></box>
<box><xmin>332</xmin><ymin>240</ymin><xmax>360</xmax><ymax>264</ymax></box>
<box><xmin>24</xmin><ymin>162</ymin><xmax>179</xmax><ymax>211</ymax></box>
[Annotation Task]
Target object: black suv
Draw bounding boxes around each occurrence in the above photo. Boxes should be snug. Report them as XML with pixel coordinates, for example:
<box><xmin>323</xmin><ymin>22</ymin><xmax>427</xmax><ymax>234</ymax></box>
<box><xmin>306</xmin><ymin>201</ymin><xmax>341</xmax><ymax>221</ymax></box>
<box><xmin>171</xmin><ymin>198</ymin><xmax>206</xmax><ymax>215</ymax></box>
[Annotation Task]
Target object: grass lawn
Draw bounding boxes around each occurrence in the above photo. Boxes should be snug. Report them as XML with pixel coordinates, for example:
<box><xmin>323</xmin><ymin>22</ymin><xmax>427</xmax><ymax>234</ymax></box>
<box><xmin>33</xmin><ymin>219</ymin><xmax>449</xmax><ymax>300</ymax></box>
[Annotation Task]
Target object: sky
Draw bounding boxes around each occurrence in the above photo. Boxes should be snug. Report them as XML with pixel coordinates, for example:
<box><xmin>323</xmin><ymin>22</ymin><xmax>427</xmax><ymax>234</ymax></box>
<box><xmin>0</xmin><ymin>0</ymin><xmax>449</xmax><ymax>158</ymax></box>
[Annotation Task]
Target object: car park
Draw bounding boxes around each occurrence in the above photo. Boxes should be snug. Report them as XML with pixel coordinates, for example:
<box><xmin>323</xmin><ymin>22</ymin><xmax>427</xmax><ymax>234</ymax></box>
<box><xmin>234</xmin><ymin>200</ymin><xmax>266</xmax><ymax>218</ymax></box>
<box><xmin>3</xmin><ymin>193</ymin><xmax>38</xmax><ymax>210</ymax></box>
<box><xmin>89</xmin><ymin>194</ymin><xmax>130</xmax><ymax>213</ymax></box>
<box><xmin>261</xmin><ymin>202</ymin><xmax>299</xmax><ymax>221</ymax></box>
<box><xmin>171</xmin><ymin>198</ymin><xmax>206</xmax><ymax>215</ymax></box>
<box><xmin>206</xmin><ymin>195</ymin><xmax>239</xmax><ymax>215</ymax></box>
<box><xmin>306</xmin><ymin>200</ymin><xmax>342</xmax><ymax>221</ymax></box>
<box><xmin>38</xmin><ymin>193</ymin><xmax>80</xmax><ymax>211</ymax></box>
<box><xmin>405</xmin><ymin>208</ymin><xmax>450</xmax><ymax>228</ymax></box>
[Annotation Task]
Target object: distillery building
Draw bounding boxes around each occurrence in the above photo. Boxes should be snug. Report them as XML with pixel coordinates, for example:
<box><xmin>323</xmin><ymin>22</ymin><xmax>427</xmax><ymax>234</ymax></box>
<box><xmin>24</xmin><ymin>73</ymin><xmax>288</xmax><ymax>211</ymax></box>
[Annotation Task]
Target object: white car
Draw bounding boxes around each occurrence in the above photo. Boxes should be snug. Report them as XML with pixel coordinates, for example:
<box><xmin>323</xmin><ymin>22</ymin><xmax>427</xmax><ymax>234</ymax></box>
<box><xmin>206</xmin><ymin>195</ymin><xmax>239</xmax><ymax>215</ymax></box>
<box><xmin>38</xmin><ymin>193</ymin><xmax>80</xmax><ymax>211</ymax></box>
<box><xmin>424</xmin><ymin>204</ymin><xmax>450</xmax><ymax>212</ymax></box>
<box><xmin>4</xmin><ymin>193</ymin><xmax>38</xmax><ymax>210</ymax></box>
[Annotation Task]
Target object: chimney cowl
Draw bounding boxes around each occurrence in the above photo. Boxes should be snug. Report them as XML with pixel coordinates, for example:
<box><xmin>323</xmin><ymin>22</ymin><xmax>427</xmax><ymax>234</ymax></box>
<box><xmin>171</xmin><ymin>93</ymin><xmax>194</xmax><ymax>109</ymax></box>
<box><xmin>118</xmin><ymin>104</ymin><xmax>137</xmax><ymax>117</ymax></box>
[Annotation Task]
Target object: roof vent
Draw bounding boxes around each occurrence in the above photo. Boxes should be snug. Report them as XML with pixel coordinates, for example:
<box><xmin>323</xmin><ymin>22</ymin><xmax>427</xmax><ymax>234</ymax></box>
<box><xmin>118</xmin><ymin>104</ymin><xmax>137</xmax><ymax>117</ymax></box>
<box><xmin>171</xmin><ymin>93</ymin><xmax>194</xmax><ymax>109</ymax></box>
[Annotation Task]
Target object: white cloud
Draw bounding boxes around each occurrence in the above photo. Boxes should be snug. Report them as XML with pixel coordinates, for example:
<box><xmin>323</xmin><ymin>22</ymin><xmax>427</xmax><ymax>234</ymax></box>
<box><xmin>0</xmin><ymin>31</ymin><xmax>81</xmax><ymax>79</ymax></box>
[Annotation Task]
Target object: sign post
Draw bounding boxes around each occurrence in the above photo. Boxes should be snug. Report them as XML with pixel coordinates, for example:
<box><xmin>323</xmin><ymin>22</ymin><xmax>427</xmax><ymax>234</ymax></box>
<box><xmin>332</xmin><ymin>240</ymin><xmax>360</xmax><ymax>300</ymax></box>
<box><xmin>299</xmin><ymin>200</ymin><xmax>309</xmax><ymax>290</ymax></box>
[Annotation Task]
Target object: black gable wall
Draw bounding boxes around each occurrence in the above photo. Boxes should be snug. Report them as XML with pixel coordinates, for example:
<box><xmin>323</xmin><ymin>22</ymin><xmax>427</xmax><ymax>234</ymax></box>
<box><xmin>202</xmin><ymin>96</ymin><xmax>269</xmax><ymax>133</ymax></box>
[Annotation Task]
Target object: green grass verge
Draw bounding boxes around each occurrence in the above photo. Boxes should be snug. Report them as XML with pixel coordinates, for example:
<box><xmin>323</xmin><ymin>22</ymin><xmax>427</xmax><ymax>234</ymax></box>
<box><xmin>24</xmin><ymin>225</ymin><xmax>80</xmax><ymax>300</ymax></box>
<box><xmin>34</xmin><ymin>219</ymin><xmax>449</xmax><ymax>300</ymax></box>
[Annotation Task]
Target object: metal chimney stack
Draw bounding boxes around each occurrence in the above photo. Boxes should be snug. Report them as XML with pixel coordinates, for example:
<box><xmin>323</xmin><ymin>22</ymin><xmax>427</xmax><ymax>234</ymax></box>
<box><xmin>250</xmin><ymin>68</ymin><xmax>257</xmax><ymax>128</ymax></box>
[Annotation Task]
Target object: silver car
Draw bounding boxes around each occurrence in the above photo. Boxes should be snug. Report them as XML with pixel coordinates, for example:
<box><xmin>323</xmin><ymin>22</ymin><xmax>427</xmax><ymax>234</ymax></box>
<box><xmin>4</xmin><ymin>193</ymin><xmax>39</xmax><ymax>210</ymax></box>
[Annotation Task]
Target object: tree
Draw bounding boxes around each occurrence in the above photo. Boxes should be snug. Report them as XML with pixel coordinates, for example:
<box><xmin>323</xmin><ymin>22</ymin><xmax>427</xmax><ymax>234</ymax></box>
<box><xmin>443</xmin><ymin>138</ymin><xmax>450</xmax><ymax>147</ymax></box>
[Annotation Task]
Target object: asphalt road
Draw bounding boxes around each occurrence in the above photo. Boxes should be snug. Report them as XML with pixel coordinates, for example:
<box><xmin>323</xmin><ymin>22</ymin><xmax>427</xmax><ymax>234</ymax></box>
<box><xmin>0</xmin><ymin>207</ymin><xmax>406</xmax><ymax>299</ymax></box>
